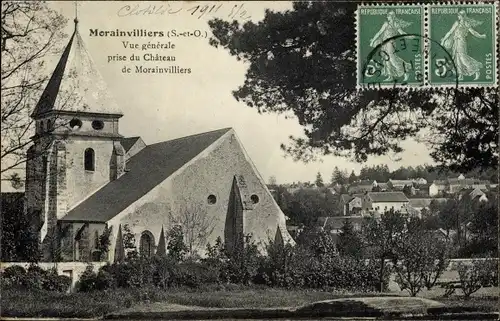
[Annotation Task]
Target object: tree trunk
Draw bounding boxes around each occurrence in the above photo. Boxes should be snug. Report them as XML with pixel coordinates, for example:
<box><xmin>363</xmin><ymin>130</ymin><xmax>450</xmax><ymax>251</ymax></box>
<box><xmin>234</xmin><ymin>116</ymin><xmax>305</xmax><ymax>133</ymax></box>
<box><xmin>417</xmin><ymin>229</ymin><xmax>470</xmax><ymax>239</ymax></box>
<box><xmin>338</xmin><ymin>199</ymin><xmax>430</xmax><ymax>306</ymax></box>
<box><xmin>379</xmin><ymin>256</ymin><xmax>385</xmax><ymax>292</ymax></box>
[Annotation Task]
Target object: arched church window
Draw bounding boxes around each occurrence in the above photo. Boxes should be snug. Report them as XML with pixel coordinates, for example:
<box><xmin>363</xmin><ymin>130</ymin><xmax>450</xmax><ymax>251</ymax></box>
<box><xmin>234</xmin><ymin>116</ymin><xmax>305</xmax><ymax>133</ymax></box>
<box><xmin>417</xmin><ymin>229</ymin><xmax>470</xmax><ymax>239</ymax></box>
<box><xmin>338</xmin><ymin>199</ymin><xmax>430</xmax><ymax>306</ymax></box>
<box><xmin>84</xmin><ymin>148</ymin><xmax>95</xmax><ymax>171</ymax></box>
<box><xmin>139</xmin><ymin>231</ymin><xmax>154</xmax><ymax>258</ymax></box>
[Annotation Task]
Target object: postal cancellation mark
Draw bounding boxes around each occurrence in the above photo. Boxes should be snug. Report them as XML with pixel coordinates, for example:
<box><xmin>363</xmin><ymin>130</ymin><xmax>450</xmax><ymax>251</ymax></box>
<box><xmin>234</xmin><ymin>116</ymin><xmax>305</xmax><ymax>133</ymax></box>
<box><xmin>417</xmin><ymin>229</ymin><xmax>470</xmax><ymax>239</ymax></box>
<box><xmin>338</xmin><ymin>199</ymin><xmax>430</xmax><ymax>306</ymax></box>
<box><xmin>358</xmin><ymin>5</ymin><xmax>425</xmax><ymax>88</ymax></box>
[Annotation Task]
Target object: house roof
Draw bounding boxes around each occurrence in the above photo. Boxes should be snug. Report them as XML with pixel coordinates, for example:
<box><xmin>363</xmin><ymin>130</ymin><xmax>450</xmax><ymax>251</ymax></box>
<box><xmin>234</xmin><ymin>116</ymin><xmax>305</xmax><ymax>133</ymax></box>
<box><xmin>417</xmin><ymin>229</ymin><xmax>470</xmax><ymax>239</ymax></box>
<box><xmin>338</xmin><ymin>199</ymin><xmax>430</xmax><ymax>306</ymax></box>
<box><xmin>409</xmin><ymin>198</ymin><xmax>434</xmax><ymax>208</ymax></box>
<box><xmin>432</xmin><ymin>180</ymin><xmax>447</xmax><ymax>186</ymax></box>
<box><xmin>389</xmin><ymin>179</ymin><xmax>414</xmax><ymax>186</ymax></box>
<box><xmin>341</xmin><ymin>194</ymin><xmax>352</xmax><ymax>203</ymax></box>
<box><xmin>31</xmin><ymin>24</ymin><xmax>122</xmax><ymax>118</ymax></box>
<box><xmin>367</xmin><ymin>192</ymin><xmax>409</xmax><ymax>203</ymax></box>
<box><xmin>61</xmin><ymin>128</ymin><xmax>231</xmax><ymax>222</ymax></box>
<box><xmin>318</xmin><ymin>216</ymin><xmax>367</xmax><ymax>230</ymax></box>
<box><xmin>120</xmin><ymin>137</ymin><xmax>142</xmax><ymax>152</ymax></box>
<box><xmin>351</xmin><ymin>180</ymin><xmax>373</xmax><ymax>186</ymax></box>
<box><xmin>447</xmin><ymin>178</ymin><xmax>490</xmax><ymax>186</ymax></box>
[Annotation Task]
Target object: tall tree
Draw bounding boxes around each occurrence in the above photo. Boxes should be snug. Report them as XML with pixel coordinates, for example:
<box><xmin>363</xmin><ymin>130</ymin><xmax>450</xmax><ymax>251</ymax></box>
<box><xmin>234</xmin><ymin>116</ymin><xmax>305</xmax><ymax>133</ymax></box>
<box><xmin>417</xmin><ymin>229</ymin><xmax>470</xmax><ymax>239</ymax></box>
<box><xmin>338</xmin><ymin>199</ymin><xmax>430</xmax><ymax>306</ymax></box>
<box><xmin>348</xmin><ymin>170</ymin><xmax>357</xmax><ymax>184</ymax></box>
<box><xmin>315</xmin><ymin>171</ymin><xmax>324</xmax><ymax>187</ymax></box>
<box><xmin>1</xmin><ymin>2</ymin><xmax>67</xmax><ymax>178</ymax></box>
<box><xmin>337</xmin><ymin>219</ymin><xmax>363</xmax><ymax>258</ymax></box>
<box><xmin>208</xmin><ymin>2</ymin><xmax>498</xmax><ymax>172</ymax></box>
<box><xmin>363</xmin><ymin>209</ymin><xmax>406</xmax><ymax>292</ymax></box>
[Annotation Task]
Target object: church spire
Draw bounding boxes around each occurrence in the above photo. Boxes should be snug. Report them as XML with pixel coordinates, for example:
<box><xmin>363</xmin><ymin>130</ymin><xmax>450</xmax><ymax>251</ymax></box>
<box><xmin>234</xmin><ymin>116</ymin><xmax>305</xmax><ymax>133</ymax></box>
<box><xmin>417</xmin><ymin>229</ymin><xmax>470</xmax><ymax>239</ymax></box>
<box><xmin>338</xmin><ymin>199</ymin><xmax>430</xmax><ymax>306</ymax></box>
<box><xmin>30</xmin><ymin>2</ymin><xmax>122</xmax><ymax>119</ymax></box>
<box><xmin>74</xmin><ymin>1</ymin><xmax>79</xmax><ymax>29</ymax></box>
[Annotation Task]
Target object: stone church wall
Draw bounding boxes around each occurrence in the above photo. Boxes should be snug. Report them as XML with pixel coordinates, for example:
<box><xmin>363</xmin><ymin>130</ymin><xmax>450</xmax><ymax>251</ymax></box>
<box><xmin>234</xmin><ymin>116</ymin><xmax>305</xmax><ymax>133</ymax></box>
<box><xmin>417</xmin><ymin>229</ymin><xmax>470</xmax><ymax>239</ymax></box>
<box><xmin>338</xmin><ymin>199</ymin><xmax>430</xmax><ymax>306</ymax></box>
<box><xmin>107</xmin><ymin>130</ymin><xmax>291</xmax><ymax>261</ymax></box>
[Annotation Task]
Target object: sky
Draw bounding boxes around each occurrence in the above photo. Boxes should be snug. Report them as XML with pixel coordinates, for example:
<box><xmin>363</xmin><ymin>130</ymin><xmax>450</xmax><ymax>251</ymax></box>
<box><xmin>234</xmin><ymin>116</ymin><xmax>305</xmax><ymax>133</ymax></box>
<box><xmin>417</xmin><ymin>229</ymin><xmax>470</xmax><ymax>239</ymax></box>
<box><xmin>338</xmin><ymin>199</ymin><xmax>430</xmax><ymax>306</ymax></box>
<box><xmin>2</xmin><ymin>1</ymin><xmax>436</xmax><ymax>190</ymax></box>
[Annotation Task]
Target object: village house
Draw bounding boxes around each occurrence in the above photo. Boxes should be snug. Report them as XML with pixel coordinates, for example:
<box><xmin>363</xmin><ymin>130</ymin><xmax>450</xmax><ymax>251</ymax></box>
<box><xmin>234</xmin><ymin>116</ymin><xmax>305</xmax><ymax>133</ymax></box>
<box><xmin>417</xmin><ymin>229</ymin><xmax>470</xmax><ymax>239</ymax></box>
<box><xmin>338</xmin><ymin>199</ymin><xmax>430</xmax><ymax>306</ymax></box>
<box><xmin>317</xmin><ymin>216</ymin><xmax>366</xmax><ymax>235</ymax></box>
<box><xmin>429</xmin><ymin>180</ymin><xmax>448</xmax><ymax>197</ymax></box>
<box><xmin>408</xmin><ymin>198</ymin><xmax>448</xmax><ymax>215</ymax></box>
<box><xmin>347</xmin><ymin>180</ymin><xmax>374</xmax><ymax>193</ymax></box>
<box><xmin>340</xmin><ymin>194</ymin><xmax>363</xmax><ymax>216</ymax></box>
<box><xmin>458</xmin><ymin>187</ymin><xmax>489</xmax><ymax>202</ymax></box>
<box><xmin>429</xmin><ymin>176</ymin><xmax>492</xmax><ymax>196</ymax></box>
<box><xmin>23</xmin><ymin>20</ymin><xmax>294</xmax><ymax>263</ymax></box>
<box><xmin>387</xmin><ymin>179</ymin><xmax>414</xmax><ymax>191</ymax></box>
<box><xmin>362</xmin><ymin>192</ymin><xmax>410</xmax><ymax>215</ymax></box>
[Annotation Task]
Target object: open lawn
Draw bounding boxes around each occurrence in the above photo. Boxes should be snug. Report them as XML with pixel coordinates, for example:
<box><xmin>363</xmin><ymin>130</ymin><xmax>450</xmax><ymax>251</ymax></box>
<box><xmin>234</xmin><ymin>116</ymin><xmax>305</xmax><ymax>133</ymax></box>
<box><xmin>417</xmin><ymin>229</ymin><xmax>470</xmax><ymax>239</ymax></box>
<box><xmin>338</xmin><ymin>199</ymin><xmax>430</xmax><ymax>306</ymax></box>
<box><xmin>1</xmin><ymin>286</ymin><xmax>498</xmax><ymax>318</ymax></box>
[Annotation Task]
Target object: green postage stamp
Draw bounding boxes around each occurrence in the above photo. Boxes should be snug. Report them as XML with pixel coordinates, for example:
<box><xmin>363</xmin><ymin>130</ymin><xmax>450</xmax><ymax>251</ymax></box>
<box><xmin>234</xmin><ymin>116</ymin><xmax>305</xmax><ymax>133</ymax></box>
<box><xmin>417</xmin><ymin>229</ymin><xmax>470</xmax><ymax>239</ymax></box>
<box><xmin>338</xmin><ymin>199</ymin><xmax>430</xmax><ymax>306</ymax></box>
<box><xmin>357</xmin><ymin>5</ymin><xmax>425</xmax><ymax>88</ymax></box>
<box><xmin>357</xmin><ymin>2</ymin><xmax>499</xmax><ymax>88</ymax></box>
<box><xmin>429</xmin><ymin>3</ymin><xmax>497</xmax><ymax>86</ymax></box>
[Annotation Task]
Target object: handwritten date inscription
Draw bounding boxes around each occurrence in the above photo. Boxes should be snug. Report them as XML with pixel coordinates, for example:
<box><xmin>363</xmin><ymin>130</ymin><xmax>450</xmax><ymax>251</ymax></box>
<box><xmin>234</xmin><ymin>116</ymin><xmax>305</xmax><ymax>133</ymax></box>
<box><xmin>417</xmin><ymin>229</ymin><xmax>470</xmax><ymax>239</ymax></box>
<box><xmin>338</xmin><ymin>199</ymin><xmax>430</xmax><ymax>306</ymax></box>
<box><xmin>117</xmin><ymin>2</ymin><xmax>251</xmax><ymax>21</ymax></box>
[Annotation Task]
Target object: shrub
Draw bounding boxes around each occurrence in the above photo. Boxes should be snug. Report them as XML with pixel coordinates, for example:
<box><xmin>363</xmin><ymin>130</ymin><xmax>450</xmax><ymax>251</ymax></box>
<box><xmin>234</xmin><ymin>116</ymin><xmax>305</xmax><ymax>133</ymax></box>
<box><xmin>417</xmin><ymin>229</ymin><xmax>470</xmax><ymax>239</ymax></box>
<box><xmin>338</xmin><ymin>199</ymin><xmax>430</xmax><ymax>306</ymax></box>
<box><xmin>170</xmin><ymin>262</ymin><xmax>219</xmax><ymax>288</ymax></box>
<box><xmin>42</xmin><ymin>268</ymin><xmax>71</xmax><ymax>292</ymax></box>
<box><xmin>1</xmin><ymin>265</ymin><xmax>27</xmax><ymax>287</ymax></box>
<box><xmin>77</xmin><ymin>264</ymin><xmax>98</xmax><ymax>292</ymax></box>
<box><xmin>2</xmin><ymin>265</ymin><xmax>71</xmax><ymax>292</ymax></box>
<box><xmin>456</xmin><ymin>259</ymin><xmax>498</xmax><ymax>298</ymax></box>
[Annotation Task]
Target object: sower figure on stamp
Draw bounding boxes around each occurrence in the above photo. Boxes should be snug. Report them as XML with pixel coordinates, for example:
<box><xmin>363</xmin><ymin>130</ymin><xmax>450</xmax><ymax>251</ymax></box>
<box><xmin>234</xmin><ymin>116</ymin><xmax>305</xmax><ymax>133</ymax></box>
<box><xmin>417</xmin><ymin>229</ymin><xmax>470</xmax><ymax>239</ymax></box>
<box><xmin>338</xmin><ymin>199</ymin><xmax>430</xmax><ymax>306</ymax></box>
<box><xmin>440</xmin><ymin>10</ymin><xmax>486</xmax><ymax>81</ymax></box>
<box><xmin>369</xmin><ymin>11</ymin><xmax>412</xmax><ymax>82</ymax></box>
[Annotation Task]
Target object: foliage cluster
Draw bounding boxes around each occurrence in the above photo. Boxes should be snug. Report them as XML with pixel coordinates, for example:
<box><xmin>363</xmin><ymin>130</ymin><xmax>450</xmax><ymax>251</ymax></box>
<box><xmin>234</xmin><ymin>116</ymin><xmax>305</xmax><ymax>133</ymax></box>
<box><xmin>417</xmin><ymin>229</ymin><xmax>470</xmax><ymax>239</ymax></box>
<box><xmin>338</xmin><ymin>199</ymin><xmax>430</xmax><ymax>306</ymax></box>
<box><xmin>1</xmin><ymin>264</ymin><xmax>71</xmax><ymax>292</ymax></box>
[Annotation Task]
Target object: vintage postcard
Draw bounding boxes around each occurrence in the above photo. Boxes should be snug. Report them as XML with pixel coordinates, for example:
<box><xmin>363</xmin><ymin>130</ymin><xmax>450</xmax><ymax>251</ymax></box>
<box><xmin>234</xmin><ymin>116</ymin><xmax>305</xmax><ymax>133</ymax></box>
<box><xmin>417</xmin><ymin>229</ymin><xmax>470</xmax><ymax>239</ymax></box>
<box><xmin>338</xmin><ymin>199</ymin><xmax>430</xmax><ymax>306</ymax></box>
<box><xmin>1</xmin><ymin>1</ymin><xmax>498</xmax><ymax>320</ymax></box>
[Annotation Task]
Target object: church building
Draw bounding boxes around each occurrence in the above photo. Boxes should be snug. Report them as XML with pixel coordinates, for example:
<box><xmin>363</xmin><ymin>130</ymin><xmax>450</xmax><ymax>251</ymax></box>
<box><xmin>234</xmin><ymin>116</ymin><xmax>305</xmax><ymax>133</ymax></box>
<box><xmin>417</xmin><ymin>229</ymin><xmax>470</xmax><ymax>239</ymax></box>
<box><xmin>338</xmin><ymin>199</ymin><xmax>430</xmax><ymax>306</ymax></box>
<box><xmin>25</xmin><ymin>18</ymin><xmax>294</xmax><ymax>262</ymax></box>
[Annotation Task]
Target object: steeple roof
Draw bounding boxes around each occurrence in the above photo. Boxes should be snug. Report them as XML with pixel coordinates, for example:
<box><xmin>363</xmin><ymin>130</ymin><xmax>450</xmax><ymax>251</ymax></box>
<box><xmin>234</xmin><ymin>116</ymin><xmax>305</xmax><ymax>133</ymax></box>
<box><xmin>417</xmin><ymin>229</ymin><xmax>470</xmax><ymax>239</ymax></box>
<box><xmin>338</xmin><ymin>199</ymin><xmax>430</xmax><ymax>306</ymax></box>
<box><xmin>31</xmin><ymin>21</ymin><xmax>122</xmax><ymax>118</ymax></box>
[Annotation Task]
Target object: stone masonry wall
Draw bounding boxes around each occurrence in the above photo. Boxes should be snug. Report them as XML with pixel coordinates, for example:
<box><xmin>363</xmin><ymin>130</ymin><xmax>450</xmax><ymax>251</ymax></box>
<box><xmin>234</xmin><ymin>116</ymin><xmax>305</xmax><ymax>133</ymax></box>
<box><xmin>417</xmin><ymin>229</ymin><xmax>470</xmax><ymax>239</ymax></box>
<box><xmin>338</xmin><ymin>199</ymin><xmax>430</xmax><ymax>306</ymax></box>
<box><xmin>107</xmin><ymin>130</ymin><xmax>292</xmax><ymax>261</ymax></box>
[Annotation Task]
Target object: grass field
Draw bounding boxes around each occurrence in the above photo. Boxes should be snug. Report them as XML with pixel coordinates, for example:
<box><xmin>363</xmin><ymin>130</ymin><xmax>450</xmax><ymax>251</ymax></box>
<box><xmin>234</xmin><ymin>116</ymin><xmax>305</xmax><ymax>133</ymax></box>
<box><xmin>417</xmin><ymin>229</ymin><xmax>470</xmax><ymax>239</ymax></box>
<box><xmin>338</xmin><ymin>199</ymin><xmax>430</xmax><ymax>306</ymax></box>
<box><xmin>1</xmin><ymin>285</ymin><xmax>498</xmax><ymax>318</ymax></box>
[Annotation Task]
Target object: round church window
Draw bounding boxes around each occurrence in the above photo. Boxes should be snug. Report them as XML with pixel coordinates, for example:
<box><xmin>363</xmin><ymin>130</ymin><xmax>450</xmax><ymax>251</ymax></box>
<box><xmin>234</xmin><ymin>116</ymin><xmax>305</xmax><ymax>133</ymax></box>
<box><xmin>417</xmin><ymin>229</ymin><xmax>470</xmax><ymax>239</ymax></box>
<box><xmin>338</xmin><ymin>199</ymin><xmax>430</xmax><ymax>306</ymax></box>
<box><xmin>207</xmin><ymin>194</ymin><xmax>217</xmax><ymax>205</ymax></box>
<box><xmin>251</xmin><ymin>194</ymin><xmax>259</xmax><ymax>204</ymax></box>
<box><xmin>69</xmin><ymin>118</ymin><xmax>82</xmax><ymax>130</ymax></box>
<box><xmin>92</xmin><ymin>120</ymin><xmax>104</xmax><ymax>130</ymax></box>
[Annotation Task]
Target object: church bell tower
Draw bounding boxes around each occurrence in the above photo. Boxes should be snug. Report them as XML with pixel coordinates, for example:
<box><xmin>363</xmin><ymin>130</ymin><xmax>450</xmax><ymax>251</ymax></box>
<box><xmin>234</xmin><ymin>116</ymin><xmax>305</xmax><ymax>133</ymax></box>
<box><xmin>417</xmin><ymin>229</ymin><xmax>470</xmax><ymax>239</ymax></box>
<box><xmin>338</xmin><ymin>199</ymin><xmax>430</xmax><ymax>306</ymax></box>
<box><xmin>25</xmin><ymin>16</ymin><xmax>126</xmax><ymax>260</ymax></box>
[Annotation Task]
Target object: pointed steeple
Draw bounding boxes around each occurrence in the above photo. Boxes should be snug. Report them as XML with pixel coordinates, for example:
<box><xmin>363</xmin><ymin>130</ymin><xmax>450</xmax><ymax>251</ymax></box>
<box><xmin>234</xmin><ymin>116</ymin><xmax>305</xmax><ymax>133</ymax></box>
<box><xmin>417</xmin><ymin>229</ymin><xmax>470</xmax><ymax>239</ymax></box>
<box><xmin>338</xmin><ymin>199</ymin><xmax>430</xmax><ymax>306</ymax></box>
<box><xmin>114</xmin><ymin>224</ymin><xmax>125</xmax><ymax>262</ymax></box>
<box><xmin>31</xmin><ymin>11</ymin><xmax>122</xmax><ymax>118</ymax></box>
<box><xmin>156</xmin><ymin>226</ymin><xmax>167</xmax><ymax>257</ymax></box>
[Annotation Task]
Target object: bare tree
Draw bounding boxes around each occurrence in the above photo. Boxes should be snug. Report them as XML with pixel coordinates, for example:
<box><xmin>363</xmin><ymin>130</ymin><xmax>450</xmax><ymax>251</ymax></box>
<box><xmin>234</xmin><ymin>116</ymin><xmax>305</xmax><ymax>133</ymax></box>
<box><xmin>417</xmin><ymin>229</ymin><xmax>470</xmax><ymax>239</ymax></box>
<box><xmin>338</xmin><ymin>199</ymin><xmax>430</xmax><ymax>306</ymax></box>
<box><xmin>169</xmin><ymin>201</ymin><xmax>216</xmax><ymax>258</ymax></box>
<box><xmin>1</xmin><ymin>2</ymin><xmax>67</xmax><ymax>179</ymax></box>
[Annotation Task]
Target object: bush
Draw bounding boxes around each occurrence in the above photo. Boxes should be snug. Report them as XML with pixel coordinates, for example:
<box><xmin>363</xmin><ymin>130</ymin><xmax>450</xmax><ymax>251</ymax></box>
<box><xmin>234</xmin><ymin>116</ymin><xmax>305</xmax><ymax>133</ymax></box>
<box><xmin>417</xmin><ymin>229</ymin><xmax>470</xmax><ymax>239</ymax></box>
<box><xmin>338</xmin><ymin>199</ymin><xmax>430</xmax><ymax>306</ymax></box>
<box><xmin>170</xmin><ymin>262</ymin><xmax>219</xmax><ymax>288</ymax></box>
<box><xmin>456</xmin><ymin>259</ymin><xmax>498</xmax><ymax>298</ymax></box>
<box><xmin>1</xmin><ymin>265</ymin><xmax>71</xmax><ymax>292</ymax></box>
<box><xmin>77</xmin><ymin>264</ymin><xmax>98</xmax><ymax>292</ymax></box>
<box><xmin>42</xmin><ymin>268</ymin><xmax>71</xmax><ymax>292</ymax></box>
<box><xmin>1</xmin><ymin>265</ymin><xmax>27</xmax><ymax>287</ymax></box>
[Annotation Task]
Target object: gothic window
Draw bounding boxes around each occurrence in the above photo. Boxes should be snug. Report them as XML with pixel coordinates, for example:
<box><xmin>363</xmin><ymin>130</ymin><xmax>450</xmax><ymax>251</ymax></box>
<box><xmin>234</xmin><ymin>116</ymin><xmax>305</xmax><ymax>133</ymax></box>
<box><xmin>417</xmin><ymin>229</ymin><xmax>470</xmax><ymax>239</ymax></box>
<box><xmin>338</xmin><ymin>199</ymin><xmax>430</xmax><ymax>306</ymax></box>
<box><xmin>84</xmin><ymin>148</ymin><xmax>95</xmax><ymax>171</ymax></box>
<box><xmin>139</xmin><ymin>231</ymin><xmax>154</xmax><ymax>258</ymax></box>
<box><xmin>74</xmin><ymin>240</ymin><xmax>80</xmax><ymax>261</ymax></box>
<box><xmin>94</xmin><ymin>230</ymin><xmax>99</xmax><ymax>249</ymax></box>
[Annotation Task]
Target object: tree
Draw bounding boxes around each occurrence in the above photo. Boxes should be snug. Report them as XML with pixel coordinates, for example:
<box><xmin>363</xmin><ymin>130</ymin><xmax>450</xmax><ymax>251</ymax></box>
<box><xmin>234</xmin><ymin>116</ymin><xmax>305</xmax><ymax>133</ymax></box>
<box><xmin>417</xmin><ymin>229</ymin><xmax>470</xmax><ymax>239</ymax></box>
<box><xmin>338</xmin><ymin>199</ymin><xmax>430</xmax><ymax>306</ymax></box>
<box><xmin>1</xmin><ymin>2</ymin><xmax>67</xmax><ymax>178</ymax></box>
<box><xmin>392</xmin><ymin>218</ymin><xmax>449</xmax><ymax>296</ymax></box>
<box><xmin>208</xmin><ymin>2</ymin><xmax>498</xmax><ymax>172</ymax></box>
<box><xmin>287</xmin><ymin>188</ymin><xmax>338</xmax><ymax>226</ymax></box>
<box><xmin>169</xmin><ymin>202</ymin><xmax>216</xmax><ymax>259</ymax></box>
<box><xmin>315</xmin><ymin>172</ymin><xmax>324</xmax><ymax>187</ymax></box>
<box><xmin>363</xmin><ymin>209</ymin><xmax>406</xmax><ymax>292</ymax></box>
<box><xmin>348</xmin><ymin>170</ymin><xmax>357</xmax><ymax>184</ymax></box>
<box><xmin>166</xmin><ymin>225</ymin><xmax>187</xmax><ymax>263</ymax></box>
<box><xmin>268</xmin><ymin>175</ymin><xmax>277</xmax><ymax>186</ymax></box>
<box><xmin>1</xmin><ymin>193</ymin><xmax>40</xmax><ymax>261</ymax></box>
<box><xmin>337</xmin><ymin>219</ymin><xmax>363</xmax><ymax>258</ymax></box>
